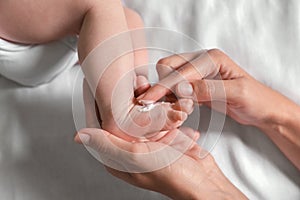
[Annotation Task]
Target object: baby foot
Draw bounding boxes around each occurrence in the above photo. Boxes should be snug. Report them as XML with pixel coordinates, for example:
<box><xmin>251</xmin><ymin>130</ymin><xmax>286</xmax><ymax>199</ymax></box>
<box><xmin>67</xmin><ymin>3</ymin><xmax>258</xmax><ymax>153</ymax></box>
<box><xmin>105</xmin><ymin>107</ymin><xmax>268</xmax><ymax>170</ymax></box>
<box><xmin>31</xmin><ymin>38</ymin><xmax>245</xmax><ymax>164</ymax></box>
<box><xmin>106</xmin><ymin>98</ymin><xmax>194</xmax><ymax>141</ymax></box>
<box><xmin>88</xmin><ymin>75</ymin><xmax>194</xmax><ymax>142</ymax></box>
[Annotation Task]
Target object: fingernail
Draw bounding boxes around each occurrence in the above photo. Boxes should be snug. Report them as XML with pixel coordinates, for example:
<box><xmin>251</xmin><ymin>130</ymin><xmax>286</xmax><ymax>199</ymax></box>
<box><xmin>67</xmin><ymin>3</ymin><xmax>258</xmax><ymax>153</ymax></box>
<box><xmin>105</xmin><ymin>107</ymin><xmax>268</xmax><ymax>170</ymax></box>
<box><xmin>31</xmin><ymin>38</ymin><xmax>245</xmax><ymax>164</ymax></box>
<box><xmin>138</xmin><ymin>100</ymin><xmax>155</xmax><ymax>106</ymax></box>
<box><xmin>136</xmin><ymin>93</ymin><xmax>145</xmax><ymax>100</ymax></box>
<box><xmin>78</xmin><ymin>133</ymin><xmax>91</xmax><ymax>145</ymax></box>
<box><xmin>177</xmin><ymin>82</ymin><xmax>193</xmax><ymax>97</ymax></box>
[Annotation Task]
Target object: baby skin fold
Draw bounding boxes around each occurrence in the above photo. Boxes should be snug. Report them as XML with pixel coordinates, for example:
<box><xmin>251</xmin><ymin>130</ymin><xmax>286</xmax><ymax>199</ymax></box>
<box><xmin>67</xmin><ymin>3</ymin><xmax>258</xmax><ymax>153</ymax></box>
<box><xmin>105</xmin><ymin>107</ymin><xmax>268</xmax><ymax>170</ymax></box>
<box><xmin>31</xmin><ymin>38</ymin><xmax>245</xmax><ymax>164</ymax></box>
<box><xmin>0</xmin><ymin>0</ymin><xmax>193</xmax><ymax>141</ymax></box>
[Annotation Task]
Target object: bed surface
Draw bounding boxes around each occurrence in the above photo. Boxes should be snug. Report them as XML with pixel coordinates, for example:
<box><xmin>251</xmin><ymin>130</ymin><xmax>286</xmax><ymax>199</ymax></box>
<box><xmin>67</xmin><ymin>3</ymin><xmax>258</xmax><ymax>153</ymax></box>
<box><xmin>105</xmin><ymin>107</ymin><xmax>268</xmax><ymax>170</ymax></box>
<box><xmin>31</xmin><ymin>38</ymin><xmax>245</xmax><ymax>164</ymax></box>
<box><xmin>0</xmin><ymin>0</ymin><xmax>299</xmax><ymax>199</ymax></box>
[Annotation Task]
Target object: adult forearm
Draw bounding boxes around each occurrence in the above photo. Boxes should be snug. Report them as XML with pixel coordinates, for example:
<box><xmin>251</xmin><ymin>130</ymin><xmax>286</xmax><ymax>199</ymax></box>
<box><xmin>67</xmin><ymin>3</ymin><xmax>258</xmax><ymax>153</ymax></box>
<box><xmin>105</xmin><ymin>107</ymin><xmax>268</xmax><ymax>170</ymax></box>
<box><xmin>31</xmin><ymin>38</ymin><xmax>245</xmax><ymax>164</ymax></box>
<box><xmin>258</xmin><ymin>96</ymin><xmax>300</xmax><ymax>170</ymax></box>
<box><xmin>186</xmin><ymin>169</ymin><xmax>247</xmax><ymax>200</ymax></box>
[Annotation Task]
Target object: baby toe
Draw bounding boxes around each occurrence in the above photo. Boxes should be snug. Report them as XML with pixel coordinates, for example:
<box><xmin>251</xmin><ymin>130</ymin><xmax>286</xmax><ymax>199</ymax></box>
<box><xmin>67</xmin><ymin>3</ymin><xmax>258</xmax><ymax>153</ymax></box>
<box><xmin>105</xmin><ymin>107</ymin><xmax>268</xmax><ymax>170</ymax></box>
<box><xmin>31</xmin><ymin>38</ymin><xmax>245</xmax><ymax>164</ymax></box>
<box><xmin>172</xmin><ymin>99</ymin><xmax>194</xmax><ymax>114</ymax></box>
<box><xmin>168</xmin><ymin>109</ymin><xmax>188</xmax><ymax>122</ymax></box>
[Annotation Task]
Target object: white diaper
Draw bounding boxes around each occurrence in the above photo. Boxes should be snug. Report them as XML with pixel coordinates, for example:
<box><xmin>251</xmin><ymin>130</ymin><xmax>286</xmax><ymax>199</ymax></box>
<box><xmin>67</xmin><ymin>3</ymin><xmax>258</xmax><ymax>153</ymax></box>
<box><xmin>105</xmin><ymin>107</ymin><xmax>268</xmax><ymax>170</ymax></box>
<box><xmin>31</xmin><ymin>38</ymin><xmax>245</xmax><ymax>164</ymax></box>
<box><xmin>0</xmin><ymin>36</ymin><xmax>78</xmax><ymax>87</ymax></box>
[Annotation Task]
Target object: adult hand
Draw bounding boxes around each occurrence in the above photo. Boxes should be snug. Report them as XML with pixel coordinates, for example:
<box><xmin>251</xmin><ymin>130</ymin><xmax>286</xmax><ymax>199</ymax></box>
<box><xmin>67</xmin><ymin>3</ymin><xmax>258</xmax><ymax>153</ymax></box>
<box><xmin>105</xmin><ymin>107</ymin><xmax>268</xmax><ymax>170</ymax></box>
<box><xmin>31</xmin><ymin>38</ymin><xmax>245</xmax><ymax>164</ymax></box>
<box><xmin>138</xmin><ymin>49</ymin><xmax>300</xmax><ymax>169</ymax></box>
<box><xmin>138</xmin><ymin>49</ymin><xmax>274</xmax><ymax>127</ymax></box>
<box><xmin>79</xmin><ymin>72</ymin><xmax>246</xmax><ymax>199</ymax></box>
<box><xmin>74</xmin><ymin>127</ymin><xmax>246</xmax><ymax>200</ymax></box>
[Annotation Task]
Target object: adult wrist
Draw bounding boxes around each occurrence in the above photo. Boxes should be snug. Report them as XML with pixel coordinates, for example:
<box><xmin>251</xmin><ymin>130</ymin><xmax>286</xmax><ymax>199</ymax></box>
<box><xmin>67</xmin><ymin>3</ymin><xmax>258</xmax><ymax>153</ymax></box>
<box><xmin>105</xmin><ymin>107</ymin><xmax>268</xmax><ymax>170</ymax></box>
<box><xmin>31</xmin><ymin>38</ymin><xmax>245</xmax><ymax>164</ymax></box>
<box><xmin>189</xmin><ymin>167</ymin><xmax>247</xmax><ymax>200</ymax></box>
<box><xmin>257</xmin><ymin>98</ymin><xmax>293</xmax><ymax>138</ymax></box>
<box><xmin>256</xmin><ymin>109</ymin><xmax>283</xmax><ymax>135</ymax></box>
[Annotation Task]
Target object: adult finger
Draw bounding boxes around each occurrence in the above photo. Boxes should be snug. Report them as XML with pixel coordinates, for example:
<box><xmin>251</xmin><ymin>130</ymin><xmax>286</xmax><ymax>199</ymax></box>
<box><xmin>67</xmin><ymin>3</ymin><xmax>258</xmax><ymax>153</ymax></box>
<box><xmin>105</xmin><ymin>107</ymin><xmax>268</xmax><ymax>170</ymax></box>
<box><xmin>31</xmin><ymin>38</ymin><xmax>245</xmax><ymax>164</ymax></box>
<box><xmin>138</xmin><ymin>51</ymin><xmax>218</xmax><ymax>102</ymax></box>
<box><xmin>179</xmin><ymin>127</ymin><xmax>200</xmax><ymax>141</ymax></box>
<box><xmin>176</xmin><ymin>79</ymin><xmax>239</xmax><ymax>103</ymax></box>
<box><xmin>75</xmin><ymin>128</ymin><xmax>187</xmax><ymax>173</ymax></box>
<box><xmin>158</xmin><ymin>128</ymin><xmax>203</xmax><ymax>160</ymax></box>
<box><xmin>134</xmin><ymin>75</ymin><xmax>151</xmax><ymax>97</ymax></box>
<box><xmin>74</xmin><ymin>128</ymin><xmax>144</xmax><ymax>172</ymax></box>
<box><xmin>156</xmin><ymin>52</ymin><xmax>202</xmax><ymax>80</ymax></box>
<box><xmin>154</xmin><ymin>129</ymin><xmax>198</xmax><ymax>155</ymax></box>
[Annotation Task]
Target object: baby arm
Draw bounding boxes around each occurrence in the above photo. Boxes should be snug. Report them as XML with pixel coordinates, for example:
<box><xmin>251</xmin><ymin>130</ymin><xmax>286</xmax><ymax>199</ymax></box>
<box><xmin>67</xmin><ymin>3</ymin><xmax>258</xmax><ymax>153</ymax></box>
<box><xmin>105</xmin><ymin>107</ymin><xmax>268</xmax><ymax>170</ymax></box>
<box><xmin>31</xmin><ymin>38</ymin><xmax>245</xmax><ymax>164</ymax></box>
<box><xmin>0</xmin><ymin>0</ymin><xmax>192</xmax><ymax>141</ymax></box>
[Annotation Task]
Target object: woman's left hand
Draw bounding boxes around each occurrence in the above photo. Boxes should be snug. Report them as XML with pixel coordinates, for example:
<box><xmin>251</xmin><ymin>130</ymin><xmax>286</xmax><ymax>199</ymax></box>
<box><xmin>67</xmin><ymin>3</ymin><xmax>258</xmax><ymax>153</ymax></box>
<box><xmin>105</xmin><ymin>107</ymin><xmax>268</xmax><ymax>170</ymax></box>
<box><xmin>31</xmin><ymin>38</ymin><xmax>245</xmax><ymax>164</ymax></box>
<box><xmin>78</xmin><ymin>75</ymin><xmax>246</xmax><ymax>199</ymax></box>
<box><xmin>74</xmin><ymin>127</ymin><xmax>246</xmax><ymax>200</ymax></box>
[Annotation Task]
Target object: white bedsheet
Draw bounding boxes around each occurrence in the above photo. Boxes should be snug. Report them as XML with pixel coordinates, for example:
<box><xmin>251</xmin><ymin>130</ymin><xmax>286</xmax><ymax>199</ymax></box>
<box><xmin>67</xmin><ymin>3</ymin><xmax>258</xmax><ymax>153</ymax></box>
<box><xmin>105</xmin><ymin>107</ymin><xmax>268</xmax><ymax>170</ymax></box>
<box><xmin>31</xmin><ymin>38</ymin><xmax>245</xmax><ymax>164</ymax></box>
<box><xmin>0</xmin><ymin>0</ymin><xmax>299</xmax><ymax>199</ymax></box>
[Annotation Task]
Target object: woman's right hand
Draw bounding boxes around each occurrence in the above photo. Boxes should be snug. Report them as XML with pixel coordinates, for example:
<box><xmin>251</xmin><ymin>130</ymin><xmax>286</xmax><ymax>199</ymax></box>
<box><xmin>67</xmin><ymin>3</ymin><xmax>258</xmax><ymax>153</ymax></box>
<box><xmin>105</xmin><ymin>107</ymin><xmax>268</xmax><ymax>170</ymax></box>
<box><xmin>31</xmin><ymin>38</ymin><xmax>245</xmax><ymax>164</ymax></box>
<box><xmin>138</xmin><ymin>49</ymin><xmax>300</xmax><ymax>169</ymax></box>
<box><xmin>138</xmin><ymin>49</ymin><xmax>291</xmax><ymax>128</ymax></box>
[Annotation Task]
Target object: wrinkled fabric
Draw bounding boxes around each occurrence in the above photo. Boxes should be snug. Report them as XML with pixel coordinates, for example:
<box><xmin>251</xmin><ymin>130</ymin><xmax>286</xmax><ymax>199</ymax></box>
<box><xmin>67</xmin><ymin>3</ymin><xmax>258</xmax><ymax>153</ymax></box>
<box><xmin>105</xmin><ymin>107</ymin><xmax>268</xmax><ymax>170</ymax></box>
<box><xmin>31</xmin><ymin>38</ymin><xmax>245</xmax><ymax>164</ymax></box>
<box><xmin>0</xmin><ymin>36</ymin><xmax>77</xmax><ymax>86</ymax></box>
<box><xmin>0</xmin><ymin>0</ymin><xmax>299</xmax><ymax>199</ymax></box>
<box><xmin>123</xmin><ymin>1</ymin><xmax>300</xmax><ymax>199</ymax></box>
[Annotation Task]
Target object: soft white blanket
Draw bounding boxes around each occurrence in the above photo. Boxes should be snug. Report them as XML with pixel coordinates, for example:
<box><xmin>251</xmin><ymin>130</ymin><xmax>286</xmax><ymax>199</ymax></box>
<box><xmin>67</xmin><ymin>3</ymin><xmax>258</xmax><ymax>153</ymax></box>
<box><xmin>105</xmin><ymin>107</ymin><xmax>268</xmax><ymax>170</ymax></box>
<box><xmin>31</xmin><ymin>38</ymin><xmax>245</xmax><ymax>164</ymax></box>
<box><xmin>0</xmin><ymin>0</ymin><xmax>299</xmax><ymax>199</ymax></box>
